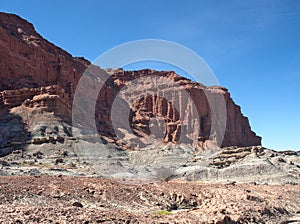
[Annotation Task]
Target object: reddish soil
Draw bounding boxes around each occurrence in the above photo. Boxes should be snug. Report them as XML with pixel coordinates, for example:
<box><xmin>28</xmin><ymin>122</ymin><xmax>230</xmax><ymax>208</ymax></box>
<box><xmin>0</xmin><ymin>176</ymin><xmax>299</xmax><ymax>223</ymax></box>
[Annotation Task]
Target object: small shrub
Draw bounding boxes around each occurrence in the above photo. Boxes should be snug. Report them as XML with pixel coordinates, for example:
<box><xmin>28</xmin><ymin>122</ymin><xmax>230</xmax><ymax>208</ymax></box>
<box><xmin>69</xmin><ymin>162</ymin><xmax>77</xmax><ymax>168</ymax></box>
<box><xmin>20</xmin><ymin>160</ymin><xmax>35</xmax><ymax>166</ymax></box>
<box><xmin>156</xmin><ymin>210</ymin><xmax>172</xmax><ymax>215</ymax></box>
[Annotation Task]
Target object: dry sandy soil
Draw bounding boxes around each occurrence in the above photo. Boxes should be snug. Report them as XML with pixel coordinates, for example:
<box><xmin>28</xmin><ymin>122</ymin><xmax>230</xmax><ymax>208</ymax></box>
<box><xmin>0</xmin><ymin>176</ymin><xmax>299</xmax><ymax>224</ymax></box>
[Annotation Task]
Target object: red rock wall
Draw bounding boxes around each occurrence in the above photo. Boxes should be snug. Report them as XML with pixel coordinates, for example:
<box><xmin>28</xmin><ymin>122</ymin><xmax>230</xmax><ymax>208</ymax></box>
<box><xmin>0</xmin><ymin>85</ymin><xmax>71</xmax><ymax>121</ymax></box>
<box><xmin>0</xmin><ymin>12</ymin><xmax>261</xmax><ymax>148</ymax></box>
<box><xmin>0</xmin><ymin>13</ymin><xmax>88</xmax><ymax>93</ymax></box>
<box><xmin>94</xmin><ymin>70</ymin><xmax>261</xmax><ymax>147</ymax></box>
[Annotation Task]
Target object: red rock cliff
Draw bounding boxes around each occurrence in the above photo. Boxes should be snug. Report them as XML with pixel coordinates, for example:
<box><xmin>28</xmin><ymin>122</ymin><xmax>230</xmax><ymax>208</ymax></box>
<box><xmin>0</xmin><ymin>12</ymin><xmax>261</xmax><ymax>149</ymax></box>
<box><xmin>93</xmin><ymin>69</ymin><xmax>261</xmax><ymax>148</ymax></box>
<box><xmin>0</xmin><ymin>12</ymin><xmax>88</xmax><ymax>92</ymax></box>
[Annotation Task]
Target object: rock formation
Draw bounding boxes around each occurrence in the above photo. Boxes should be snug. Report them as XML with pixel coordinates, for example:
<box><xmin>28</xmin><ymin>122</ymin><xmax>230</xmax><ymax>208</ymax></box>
<box><xmin>0</xmin><ymin>13</ymin><xmax>88</xmax><ymax>92</ymax></box>
<box><xmin>93</xmin><ymin>69</ymin><xmax>261</xmax><ymax>148</ymax></box>
<box><xmin>0</xmin><ymin>12</ymin><xmax>299</xmax><ymax>188</ymax></box>
<box><xmin>0</xmin><ymin>12</ymin><xmax>299</xmax><ymax>224</ymax></box>
<box><xmin>0</xmin><ymin>12</ymin><xmax>261</xmax><ymax>153</ymax></box>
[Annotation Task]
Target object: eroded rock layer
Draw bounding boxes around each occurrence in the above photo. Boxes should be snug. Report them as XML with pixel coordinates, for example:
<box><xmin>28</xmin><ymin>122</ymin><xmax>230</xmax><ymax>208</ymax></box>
<box><xmin>0</xmin><ymin>12</ymin><xmax>261</xmax><ymax>150</ymax></box>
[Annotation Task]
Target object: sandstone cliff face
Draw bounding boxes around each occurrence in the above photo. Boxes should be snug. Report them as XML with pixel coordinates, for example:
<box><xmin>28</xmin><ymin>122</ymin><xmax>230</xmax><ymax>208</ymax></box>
<box><xmin>93</xmin><ymin>69</ymin><xmax>261</xmax><ymax>148</ymax></box>
<box><xmin>0</xmin><ymin>13</ymin><xmax>88</xmax><ymax>93</ymax></box>
<box><xmin>0</xmin><ymin>12</ymin><xmax>261</xmax><ymax>151</ymax></box>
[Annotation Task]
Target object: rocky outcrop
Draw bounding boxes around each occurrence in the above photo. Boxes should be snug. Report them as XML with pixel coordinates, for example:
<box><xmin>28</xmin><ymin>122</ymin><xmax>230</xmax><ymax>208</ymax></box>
<box><xmin>0</xmin><ymin>85</ymin><xmax>71</xmax><ymax>120</ymax></box>
<box><xmin>0</xmin><ymin>12</ymin><xmax>261</xmax><ymax>151</ymax></box>
<box><xmin>93</xmin><ymin>69</ymin><xmax>261</xmax><ymax>148</ymax></box>
<box><xmin>0</xmin><ymin>12</ymin><xmax>88</xmax><ymax>93</ymax></box>
<box><xmin>0</xmin><ymin>85</ymin><xmax>72</xmax><ymax>156</ymax></box>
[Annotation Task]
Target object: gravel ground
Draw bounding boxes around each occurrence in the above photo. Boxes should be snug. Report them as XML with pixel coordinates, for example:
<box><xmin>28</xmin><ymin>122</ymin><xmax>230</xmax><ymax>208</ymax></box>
<box><xmin>0</xmin><ymin>176</ymin><xmax>299</xmax><ymax>223</ymax></box>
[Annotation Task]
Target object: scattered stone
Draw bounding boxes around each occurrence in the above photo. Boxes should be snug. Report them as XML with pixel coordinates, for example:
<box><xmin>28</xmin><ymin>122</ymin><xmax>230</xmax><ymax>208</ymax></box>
<box><xmin>72</xmin><ymin>201</ymin><xmax>83</xmax><ymax>208</ymax></box>
<box><xmin>226</xmin><ymin>181</ymin><xmax>236</xmax><ymax>186</ymax></box>
<box><xmin>246</xmin><ymin>195</ymin><xmax>263</xmax><ymax>202</ymax></box>
<box><xmin>55</xmin><ymin>158</ymin><xmax>64</xmax><ymax>164</ymax></box>
<box><xmin>33</xmin><ymin>151</ymin><xmax>43</xmax><ymax>159</ymax></box>
<box><xmin>0</xmin><ymin>176</ymin><xmax>298</xmax><ymax>223</ymax></box>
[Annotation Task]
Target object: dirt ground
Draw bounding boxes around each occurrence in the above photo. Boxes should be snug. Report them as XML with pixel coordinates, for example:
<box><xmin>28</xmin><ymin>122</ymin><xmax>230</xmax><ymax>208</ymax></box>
<box><xmin>0</xmin><ymin>176</ymin><xmax>299</xmax><ymax>224</ymax></box>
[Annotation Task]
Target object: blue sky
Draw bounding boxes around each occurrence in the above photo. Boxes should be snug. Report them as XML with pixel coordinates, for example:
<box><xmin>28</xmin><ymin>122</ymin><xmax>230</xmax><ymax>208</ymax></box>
<box><xmin>1</xmin><ymin>0</ymin><xmax>300</xmax><ymax>150</ymax></box>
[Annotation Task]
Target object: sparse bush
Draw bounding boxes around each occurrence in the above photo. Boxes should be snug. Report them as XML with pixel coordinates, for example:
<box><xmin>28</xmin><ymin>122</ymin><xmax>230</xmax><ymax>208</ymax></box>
<box><xmin>20</xmin><ymin>160</ymin><xmax>35</xmax><ymax>166</ymax></box>
<box><xmin>156</xmin><ymin>210</ymin><xmax>172</xmax><ymax>215</ymax></box>
<box><xmin>69</xmin><ymin>162</ymin><xmax>76</xmax><ymax>168</ymax></box>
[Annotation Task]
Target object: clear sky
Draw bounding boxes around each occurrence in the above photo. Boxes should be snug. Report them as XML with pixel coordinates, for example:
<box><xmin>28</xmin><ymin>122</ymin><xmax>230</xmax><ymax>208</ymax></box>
<box><xmin>1</xmin><ymin>0</ymin><xmax>300</xmax><ymax>150</ymax></box>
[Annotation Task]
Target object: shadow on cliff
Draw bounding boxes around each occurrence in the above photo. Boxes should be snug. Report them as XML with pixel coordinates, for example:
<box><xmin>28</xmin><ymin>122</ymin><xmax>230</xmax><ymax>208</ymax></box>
<box><xmin>0</xmin><ymin>105</ymin><xmax>31</xmax><ymax>157</ymax></box>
